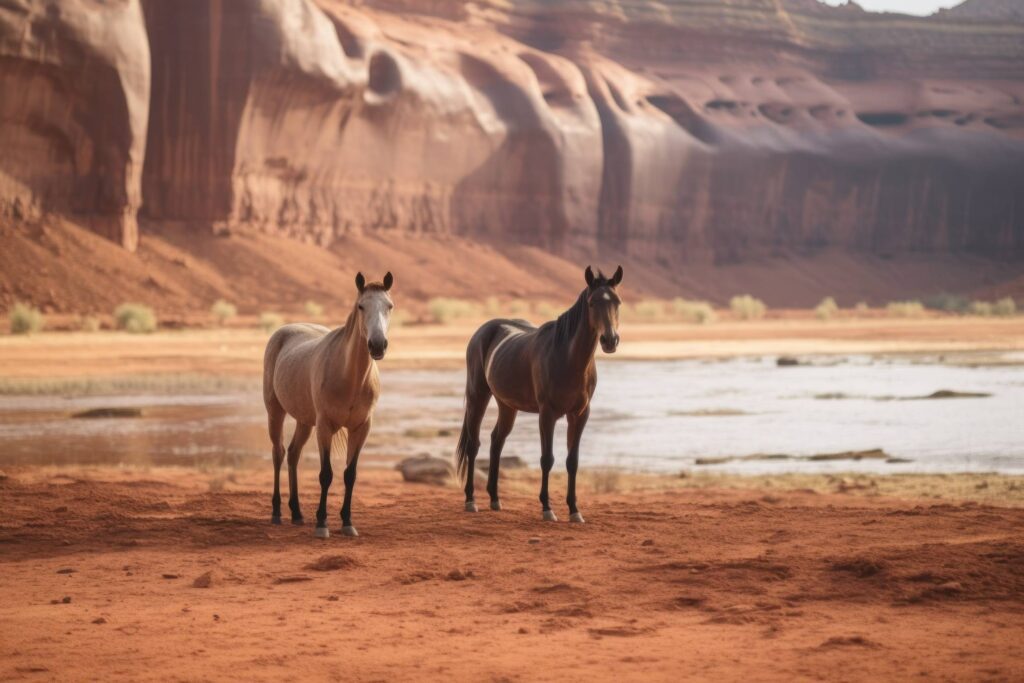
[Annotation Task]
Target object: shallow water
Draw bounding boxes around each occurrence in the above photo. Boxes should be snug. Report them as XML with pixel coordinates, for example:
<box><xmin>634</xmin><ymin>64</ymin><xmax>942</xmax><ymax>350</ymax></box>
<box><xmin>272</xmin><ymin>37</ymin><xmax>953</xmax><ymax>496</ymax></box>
<box><xmin>1</xmin><ymin>354</ymin><xmax>1022</xmax><ymax>474</ymax></box>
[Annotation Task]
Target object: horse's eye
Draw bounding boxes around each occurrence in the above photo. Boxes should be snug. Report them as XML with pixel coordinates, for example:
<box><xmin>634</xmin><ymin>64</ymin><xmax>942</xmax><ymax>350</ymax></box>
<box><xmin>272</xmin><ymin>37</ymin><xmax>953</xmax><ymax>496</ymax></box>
<box><xmin>358</xmin><ymin>304</ymin><xmax>364</xmax><ymax>311</ymax></box>
<box><xmin>388</xmin><ymin>304</ymin><xmax>394</xmax><ymax>311</ymax></box>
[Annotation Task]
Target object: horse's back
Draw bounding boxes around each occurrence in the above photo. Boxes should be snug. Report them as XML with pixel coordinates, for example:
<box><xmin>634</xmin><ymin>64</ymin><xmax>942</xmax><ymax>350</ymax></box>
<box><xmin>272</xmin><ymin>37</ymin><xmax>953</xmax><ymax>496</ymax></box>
<box><xmin>466</xmin><ymin>318</ymin><xmax>539</xmax><ymax>411</ymax></box>
<box><xmin>263</xmin><ymin>323</ymin><xmax>331</xmax><ymax>406</ymax></box>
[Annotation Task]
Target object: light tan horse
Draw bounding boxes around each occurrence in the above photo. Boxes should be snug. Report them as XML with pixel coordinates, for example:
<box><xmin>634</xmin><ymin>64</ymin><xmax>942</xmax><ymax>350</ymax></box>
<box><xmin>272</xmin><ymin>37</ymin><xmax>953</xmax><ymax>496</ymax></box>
<box><xmin>263</xmin><ymin>272</ymin><xmax>394</xmax><ymax>538</ymax></box>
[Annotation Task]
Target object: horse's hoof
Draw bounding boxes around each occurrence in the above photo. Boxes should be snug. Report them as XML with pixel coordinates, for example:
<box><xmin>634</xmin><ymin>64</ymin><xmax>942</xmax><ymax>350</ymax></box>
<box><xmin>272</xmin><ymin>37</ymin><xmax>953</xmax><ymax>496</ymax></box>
<box><xmin>342</xmin><ymin>526</ymin><xmax>359</xmax><ymax>537</ymax></box>
<box><xmin>490</xmin><ymin>499</ymin><xmax>502</xmax><ymax>511</ymax></box>
<box><xmin>569</xmin><ymin>512</ymin><xmax>585</xmax><ymax>524</ymax></box>
<box><xmin>271</xmin><ymin>515</ymin><xmax>282</xmax><ymax>525</ymax></box>
<box><xmin>291</xmin><ymin>517</ymin><xmax>305</xmax><ymax>526</ymax></box>
<box><xmin>542</xmin><ymin>510</ymin><xmax>558</xmax><ymax>522</ymax></box>
<box><xmin>464</xmin><ymin>501</ymin><xmax>479</xmax><ymax>513</ymax></box>
<box><xmin>314</xmin><ymin>526</ymin><xmax>330</xmax><ymax>539</ymax></box>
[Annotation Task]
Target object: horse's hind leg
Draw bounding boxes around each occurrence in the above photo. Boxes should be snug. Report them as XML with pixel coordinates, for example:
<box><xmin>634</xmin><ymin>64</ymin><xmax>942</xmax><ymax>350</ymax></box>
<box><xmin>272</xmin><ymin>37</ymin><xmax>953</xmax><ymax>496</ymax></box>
<box><xmin>267</xmin><ymin>399</ymin><xmax>286</xmax><ymax>524</ymax></box>
<box><xmin>459</xmin><ymin>391</ymin><xmax>490</xmax><ymax>512</ymax></box>
<box><xmin>286</xmin><ymin>421</ymin><xmax>313</xmax><ymax>524</ymax></box>
<box><xmin>313</xmin><ymin>420</ymin><xmax>335</xmax><ymax>539</ymax></box>
<box><xmin>486</xmin><ymin>401</ymin><xmax>517</xmax><ymax>511</ymax></box>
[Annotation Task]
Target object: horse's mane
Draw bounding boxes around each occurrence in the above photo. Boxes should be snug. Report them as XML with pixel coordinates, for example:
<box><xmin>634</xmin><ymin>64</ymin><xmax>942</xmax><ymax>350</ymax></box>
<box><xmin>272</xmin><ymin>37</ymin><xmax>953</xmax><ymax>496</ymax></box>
<box><xmin>552</xmin><ymin>289</ymin><xmax>589</xmax><ymax>346</ymax></box>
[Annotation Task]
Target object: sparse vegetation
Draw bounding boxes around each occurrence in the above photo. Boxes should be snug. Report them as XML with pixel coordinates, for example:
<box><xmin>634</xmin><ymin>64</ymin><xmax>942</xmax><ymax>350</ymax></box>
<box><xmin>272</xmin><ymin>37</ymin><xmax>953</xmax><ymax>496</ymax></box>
<box><xmin>627</xmin><ymin>299</ymin><xmax>663</xmax><ymax>321</ymax></box>
<box><xmin>854</xmin><ymin>302</ymin><xmax>870</xmax><ymax>314</ymax></box>
<box><xmin>814</xmin><ymin>297</ymin><xmax>839</xmax><ymax>321</ymax></box>
<box><xmin>534</xmin><ymin>302</ymin><xmax>559</xmax><ymax>320</ymax></box>
<box><xmin>211</xmin><ymin>299</ymin><xmax>237</xmax><ymax>326</ymax></box>
<box><xmin>968</xmin><ymin>300</ymin><xmax>993</xmax><ymax>317</ymax></box>
<box><xmin>885</xmin><ymin>300</ymin><xmax>925</xmax><ymax>318</ymax></box>
<box><xmin>993</xmin><ymin>297</ymin><xmax>1017</xmax><ymax>317</ymax></box>
<box><xmin>729</xmin><ymin>295</ymin><xmax>767</xmax><ymax>320</ymax></box>
<box><xmin>304</xmin><ymin>300</ymin><xmax>324</xmax><ymax>318</ymax></box>
<box><xmin>389</xmin><ymin>308</ymin><xmax>412</xmax><ymax>328</ymax></box>
<box><xmin>79</xmin><ymin>315</ymin><xmax>101</xmax><ymax>333</ymax></box>
<box><xmin>8</xmin><ymin>302</ymin><xmax>44</xmax><ymax>335</ymax></box>
<box><xmin>483</xmin><ymin>297</ymin><xmax>501</xmax><ymax>317</ymax></box>
<box><xmin>506</xmin><ymin>299</ymin><xmax>530</xmax><ymax>317</ymax></box>
<box><xmin>586</xmin><ymin>468</ymin><xmax>622</xmax><ymax>494</ymax></box>
<box><xmin>114</xmin><ymin>303</ymin><xmax>157</xmax><ymax>333</ymax></box>
<box><xmin>923</xmin><ymin>293</ymin><xmax>969</xmax><ymax>313</ymax></box>
<box><xmin>671</xmin><ymin>298</ymin><xmax>716</xmax><ymax>324</ymax></box>
<box><xmin>259</xmin><ymin>312</ymin><xmax>284</xmax><ymax>332</ymax></box>
<box><xmin>427</xmin><ymin>297</ymin><xmax>479</xmax><ymax>324</ymax></box>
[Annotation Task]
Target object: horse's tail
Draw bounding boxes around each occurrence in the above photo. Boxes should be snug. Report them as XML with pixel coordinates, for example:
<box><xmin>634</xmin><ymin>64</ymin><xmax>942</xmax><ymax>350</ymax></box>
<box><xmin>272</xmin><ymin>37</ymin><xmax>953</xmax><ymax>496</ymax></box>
<box><xmin>455</xmin><ymin>323</ymin><xmax>499</xmax><ymax>485</ymax></box>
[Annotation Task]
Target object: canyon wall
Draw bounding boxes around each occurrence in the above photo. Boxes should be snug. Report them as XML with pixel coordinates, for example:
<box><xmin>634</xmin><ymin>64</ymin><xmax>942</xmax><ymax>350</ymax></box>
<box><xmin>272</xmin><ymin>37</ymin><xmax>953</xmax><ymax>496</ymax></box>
<box><xmin>1</xmin><ymin>0</ymin><xmax>1022</xmax><ymax>263</ymax></box>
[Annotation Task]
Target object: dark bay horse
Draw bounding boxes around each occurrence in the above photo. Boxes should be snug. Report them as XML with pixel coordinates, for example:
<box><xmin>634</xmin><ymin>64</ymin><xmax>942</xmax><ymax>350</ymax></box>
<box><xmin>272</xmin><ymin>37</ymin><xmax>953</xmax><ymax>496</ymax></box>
<box><xmin>263</xmin><ymin>272</ymin><xmax>394</xmax><ymax>538</ymax></box>
<box><xmin>456</xmin><ymin>266</ymin><xmax>623</xmax><ymax>522</ymax></box>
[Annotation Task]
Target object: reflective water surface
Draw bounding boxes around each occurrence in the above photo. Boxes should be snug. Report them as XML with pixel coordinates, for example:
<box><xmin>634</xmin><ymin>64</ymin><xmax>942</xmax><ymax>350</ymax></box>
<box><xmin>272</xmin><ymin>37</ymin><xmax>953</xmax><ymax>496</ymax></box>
<box><xmin>1</xmin><ymin>354</ymin><xmax>1021</xmax><ymax>474</ymax></box>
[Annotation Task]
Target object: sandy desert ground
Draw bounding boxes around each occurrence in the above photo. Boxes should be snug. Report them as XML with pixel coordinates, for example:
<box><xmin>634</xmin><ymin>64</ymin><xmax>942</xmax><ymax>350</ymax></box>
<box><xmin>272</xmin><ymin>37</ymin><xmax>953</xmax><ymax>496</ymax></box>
<box><xmin>1</xmin><ymin>465</ymin><xmax>1022</xmax><ymax>682</ymax></box>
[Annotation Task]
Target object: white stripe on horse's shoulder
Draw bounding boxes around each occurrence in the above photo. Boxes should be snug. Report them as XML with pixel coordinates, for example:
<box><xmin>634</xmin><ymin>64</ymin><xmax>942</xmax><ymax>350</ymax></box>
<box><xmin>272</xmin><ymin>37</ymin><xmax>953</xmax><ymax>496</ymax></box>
<box><xmin>485</xmin><ymin>325</ymin><xmax>526</xmax><ymax>380</ymax></box>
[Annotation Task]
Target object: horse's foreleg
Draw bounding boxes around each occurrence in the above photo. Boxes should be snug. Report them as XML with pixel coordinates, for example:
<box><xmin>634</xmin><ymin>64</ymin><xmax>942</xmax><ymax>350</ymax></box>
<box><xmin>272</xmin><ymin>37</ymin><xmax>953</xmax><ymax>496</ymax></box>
<box><xmin>340</xmin><ymin>418</ymin><xmax>370</xmax><ymax>538</ymax></box>
<box><xmin>314</xmin><ymin>421</ymin><xmax>335</xmax><ymax>539</ymax></box>
<box><xmin>286</xmin><ymin>421</ymin><xmax>313</xmax><ymax>524</ymax></box>
<box><xmin>565</xmin><ymin>406</ymin><xmax>590</xmax><ymax>523</ymax></box>
<box><xmin>267</xmin><ymin>403</ymin><xmax>286</xmax><ymax>525</ymax></box>
<box><xmin>487</xmin><ymin>401</ymin><xmax>517</xmax><ymax>511</ymax></box>
<box><xmin>538</xmin><ymin>410</ymin><xmax>558</xmax><ymax>521</ymax></box>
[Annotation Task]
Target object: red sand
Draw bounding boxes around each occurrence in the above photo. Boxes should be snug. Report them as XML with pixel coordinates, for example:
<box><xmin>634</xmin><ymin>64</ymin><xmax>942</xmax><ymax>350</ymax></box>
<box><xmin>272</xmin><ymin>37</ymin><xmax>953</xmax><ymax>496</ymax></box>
<box><xmin>1</xmin><ymin>467</ymin><xmax>1022</xmax><ymax>681</ymax></box>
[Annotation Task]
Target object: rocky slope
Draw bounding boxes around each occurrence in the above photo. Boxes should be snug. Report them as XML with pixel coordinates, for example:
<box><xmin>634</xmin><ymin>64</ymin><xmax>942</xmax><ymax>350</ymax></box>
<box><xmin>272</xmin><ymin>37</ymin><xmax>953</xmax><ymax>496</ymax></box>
<box><xmin>1</xmin><ymin>0</ymin><xmax>1022</xmax><ymax>278</ymax></box>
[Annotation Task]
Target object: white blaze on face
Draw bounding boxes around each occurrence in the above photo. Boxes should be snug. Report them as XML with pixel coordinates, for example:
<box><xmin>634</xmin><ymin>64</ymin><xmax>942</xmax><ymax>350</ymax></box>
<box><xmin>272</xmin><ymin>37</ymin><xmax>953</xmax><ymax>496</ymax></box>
<box><xmin>362</xmin><ymin>290</ymin><xmax>393</xmax><ymax>342</ymax></box>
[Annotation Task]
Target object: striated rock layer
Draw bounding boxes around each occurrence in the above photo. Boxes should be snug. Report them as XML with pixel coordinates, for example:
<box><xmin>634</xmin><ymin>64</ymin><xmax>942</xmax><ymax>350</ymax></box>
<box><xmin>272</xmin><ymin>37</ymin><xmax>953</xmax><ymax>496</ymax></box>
<box><xmin>1</xmin><ymin>0</ymin><xmax>1023</xmax><ymax>266</ymax></box>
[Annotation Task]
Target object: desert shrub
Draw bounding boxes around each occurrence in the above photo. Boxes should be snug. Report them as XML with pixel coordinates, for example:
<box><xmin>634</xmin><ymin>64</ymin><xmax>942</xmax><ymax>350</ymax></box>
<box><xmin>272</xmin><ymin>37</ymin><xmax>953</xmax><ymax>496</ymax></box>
<box><xmin>672</xmin><ymin>298</ymin><xmax>716</xmax><ymax>324</ymax></box>
<box><xmin>79</xmin><ymin>315</ymin><xmax>101</xmax><ymax>332</ymax></box>
<box><xmin>587</xmin><ymin>469</ymin><xmax>622</xmax><ymax>494</ymax></box>
<box><xmin>483</xmin><ymin>296</ymin><xmax>501</xmax><ymax>317</ymax></box>
<box><xmin>814</xmin><ymin>296</ymin><xmax>839</xmax><ymax>321</ymax></box>
<box><xmin>507</xmin><ymin>299</ymin><xmax>530</xmax><ymax>317</ymax></box>
<box><xmin>729</xmin><ymin>295</ymin><xmax>766</xmax><ymax>320</ymax></box>
<box><xmin>885</xmin><ymin>300</ymin><xmax>925</xmax><ymax>318</ymax></box>
<box><xmin>854</xmin><ymin>302</ymin><xmax>870</xmax><ymax>314</ymax></box>
<box><xmin>389</xmin><ymin>308</ymin><xmax>411</xmax><ymax>328</ymax></box>
<box><xmin>8</xmin><ymin>302</ymin><xmax>44</xmax><ymax>335</ymax></box>
<box><xmin>923</xmin><ymin>293</ymin><xmax>969</xmax><ymax>313</ymax></box>
<box><xmin>114</xmin><ymin>303</ymin><xmax>157</xmax><ymax>333</ymax></box>
<box><xmin>534</xmin><ymin>301</ymin><xmax>559</xmax><ymax>320</ymax></box>
<box><xmin>304</xmin><ymin>301</ymin><xmax>324</xmax><ymax>317</ymax></box>
<box><xmin>211</xmin><ymin>299</ymin><xmax>237</xmax><ymax>326</ymax></box>
<box><xmin>428</xmin><ymin>297</ymin><xmax>479</xmax><ymax>324</ymax></box>
<box><xmin>968</xmin><ymin>301</ymin><xmax>993</xmax><ymax>317</ymax></box>
<box><xmin>993</xmin><ymin>297</ymin><xmax>1017</xmax><ymax>317</ymax></box>
<box><xmin>259</xmin><ymin>312</ymin><xmax>284</xmax><ymax>332</ymax></box>
<box><xmin>630</xmin><ymin>299</ymin><xmax>664</xmax><ymax>321</ymax></box>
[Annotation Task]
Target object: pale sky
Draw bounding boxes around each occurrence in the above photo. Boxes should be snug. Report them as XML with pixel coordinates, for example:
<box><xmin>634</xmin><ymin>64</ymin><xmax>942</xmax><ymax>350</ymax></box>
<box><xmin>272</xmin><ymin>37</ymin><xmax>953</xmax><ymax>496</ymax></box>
<box><xmin>819</xmin><ymin>0</ymin><xmax>964</xmax><ymax>15</ymax></box>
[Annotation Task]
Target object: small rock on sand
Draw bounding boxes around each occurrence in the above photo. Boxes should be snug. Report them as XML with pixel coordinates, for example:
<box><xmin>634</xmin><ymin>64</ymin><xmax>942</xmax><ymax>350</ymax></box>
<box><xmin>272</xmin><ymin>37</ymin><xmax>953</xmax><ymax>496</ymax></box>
<box><xmin>56</xmin><ymin>568</ymin><xmax>76</xmax><ymax>574</ymax></box>
<box><xmin>446</xmin><ymin>569</ymin><xmax>468</xmax><ymax>581</ymax></box>
<box><xmin>71</xmin><ymin>407</ymin><xmax>143</xmax><ymax>419</ymax></box>
<box><xmin>91</xmin><ymin>617</ymin><xmax>107</xmax><ymax>625</ymax></box>
<box><xmin>192</xmin><ymin>571</ymin><xmax>213</xmax><ymax>588</ymax></box>
<box><xmin>396</xmin><ymin>455</ymin><xmax>453</xmax><ymax>485</ymax></box>
<box><xmin>162</xmin><ymin>573</ymin><xmax>179</xmax><ymax>580</ymax></box>
<box><xmin>61</xmin><ymin>596</ymin><xmax>71</xmax><ymax>604</ymax></box>
<box><xmin>528</xmin><ymin>537</ymin><xmax>541</xmax><ymax>545</ymax></box>
<box><xmin>776</xmin><ymin>356</ymin><xmax>800</xmax><ymax>367</ymax></box>
<box><xmin>641</xmin><ymin>539</ymin><xmax>655</xmax><ymax>546</ymax></box>
<box><xmin>305</xmin><ymin>554</ymin><xmax>358</xmax><ymax>572</ymax></box>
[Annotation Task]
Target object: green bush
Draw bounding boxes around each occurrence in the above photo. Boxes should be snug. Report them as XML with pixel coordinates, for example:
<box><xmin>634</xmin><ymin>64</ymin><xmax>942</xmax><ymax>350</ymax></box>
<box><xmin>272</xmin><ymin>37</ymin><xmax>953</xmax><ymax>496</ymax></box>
<box><xmin>672</xmin><ymin>298</ymin><xmax>716</xmax><ymax>324</ymax></box>
<box><xmin>427</xmin><ymin>297</ymin><xmax>479</xmax><ymax>324</ymax></box>
<box><xmin>993</xmin><ymin>297</ymin><xmax>1017</xmax><ymax>317</ymax></box>
<box><xmin>9</xmin><ymin>302</ymin><xmax>44</xmax><ymax>335</ymax></box>
<box><xmin>729</xmin><ymin>295</ymin><xmax>766</xmax><ymax>320</ymax></box>
<box><xmin>814</xmin><ymin>296</ymin><xmax>839</xmax><ymax>321</ymax></box>
<box><xmin>304</xmin><ymin>301</ymin><xmax>324</xmax><ymax>318</ymax></box>
<box><xmin>211</xmin><ymin>299</ymin><xmax>237</xmax><ymax>326</ymax></box>
<box><xmin>968</xmin><ymin>301</ymin><xmax>993</xmax><ymax>317</ymax></box>
<box><xmin>923</xmin><ymin>293</ymin><xmax>969</xmax><ymax>313</ymax></box>
<box><xmin>885</xmin><ymin>301</ymin><xmax>925</xmax><ymax>318</ymax></box>
<box><xmin>114</xmin><ymin>303</ymin><xmax>157</xmax><ymax>333</ymax></box>
<box><xmin>259</xmin><ymin>312</ymin><xmax>284</xmax><ymax>332</ymax></box>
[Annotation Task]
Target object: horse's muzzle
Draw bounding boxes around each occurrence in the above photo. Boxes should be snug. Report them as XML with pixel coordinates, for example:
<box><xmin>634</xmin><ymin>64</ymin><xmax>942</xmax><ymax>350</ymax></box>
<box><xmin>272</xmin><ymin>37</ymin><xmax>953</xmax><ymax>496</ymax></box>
<box><xmin>368</xmin><ymin>338</ymin><xmax>388</xmax><ymax>360</ymax></box>
<box><xmin>600</xmin><ymin>333</ymin><xmax>619</xmax><ymax>354</ymax></box>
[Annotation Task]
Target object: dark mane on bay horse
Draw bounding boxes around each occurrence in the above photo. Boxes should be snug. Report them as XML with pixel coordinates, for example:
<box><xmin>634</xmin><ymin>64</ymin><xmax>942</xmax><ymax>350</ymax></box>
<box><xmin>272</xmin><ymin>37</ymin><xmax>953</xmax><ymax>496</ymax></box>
<box><xmin>455</xmin><ymin>265</ymin><xmax>623</xmax><ymax>522</ymax></box>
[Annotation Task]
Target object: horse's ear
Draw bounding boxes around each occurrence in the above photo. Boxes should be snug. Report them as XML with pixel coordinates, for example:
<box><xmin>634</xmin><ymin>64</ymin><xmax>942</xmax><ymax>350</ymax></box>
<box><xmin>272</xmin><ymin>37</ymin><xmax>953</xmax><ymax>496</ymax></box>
<box><xmin>610</xmin><ymin>265</ymin><xmax>623</xmax><ymax>287</ymax></box>
<box><xmin>355</xmin><ymin>272</ymin><xmax>366</xmax><ymax>292</ymax></box>
<box><xmin>383</xmin><ymin>271</ymin><xmax>393</xmax><ymax>291</ymax></box>
<box><xmin>584</xmin><ymin>266</ymin><xmax>595</xmax><ymax>288</ymax></box>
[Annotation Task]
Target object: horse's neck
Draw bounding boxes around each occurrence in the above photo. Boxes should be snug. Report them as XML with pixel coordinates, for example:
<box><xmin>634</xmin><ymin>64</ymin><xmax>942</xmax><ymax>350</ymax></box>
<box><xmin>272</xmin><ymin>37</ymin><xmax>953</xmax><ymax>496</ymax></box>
<box><xmin>331</xmin><ymin>308</ymin><xmax>371</xmax><ymax>382</ymax></box>
<box><xmin>562</xmin><ymin>304</ymin><xmax>598</xmax><ymax>374</ymax></box>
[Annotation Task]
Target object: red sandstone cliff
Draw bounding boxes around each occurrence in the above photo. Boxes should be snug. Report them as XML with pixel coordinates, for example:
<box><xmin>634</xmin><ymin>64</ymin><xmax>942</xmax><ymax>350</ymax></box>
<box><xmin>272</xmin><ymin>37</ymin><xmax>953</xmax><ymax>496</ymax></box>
<box><xmin>1</xmin><ymin>0</ymin><xmax>1022</xmax><ymax>267</ymax></box>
